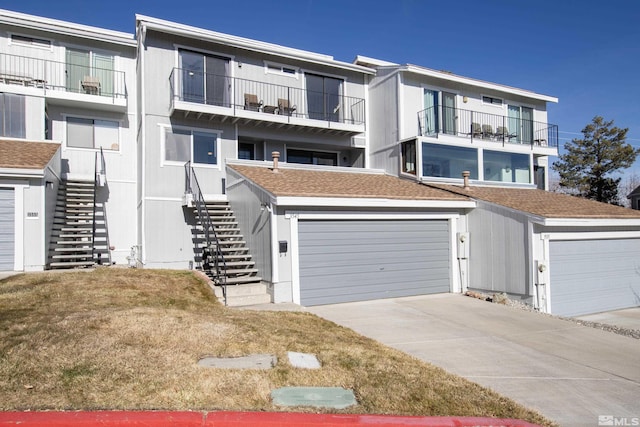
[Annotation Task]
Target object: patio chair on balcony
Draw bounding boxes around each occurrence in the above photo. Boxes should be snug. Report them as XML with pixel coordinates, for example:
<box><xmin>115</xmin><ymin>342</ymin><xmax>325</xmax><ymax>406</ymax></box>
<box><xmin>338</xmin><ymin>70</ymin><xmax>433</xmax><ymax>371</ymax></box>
<box><xmin>471</xmin><ymin>122</ymin><xmax>482</xmax><ymax>138</ymax></box>
<box><xmin>496</xmin><ymin>126</ymin><xmax>517</xmax><ymax>141</ymax></box>
<box><xmin>277</xmin><ymin>98</ymin><xmax>296</xmax><ymax>116</ymax></box>
<box><xmin>481</xmin><ymin>124</ymin><xmax>495</xmax><ymax>139</ymax></box>
<box><xmin>81</xmin><ymin>76</ymin><xmax>100</xmax><ymax>95</ymax></box>
<box><xmin>244</xmin><ymin>93</ymin><xmax>263</xmax><ymax>112</ymax></box>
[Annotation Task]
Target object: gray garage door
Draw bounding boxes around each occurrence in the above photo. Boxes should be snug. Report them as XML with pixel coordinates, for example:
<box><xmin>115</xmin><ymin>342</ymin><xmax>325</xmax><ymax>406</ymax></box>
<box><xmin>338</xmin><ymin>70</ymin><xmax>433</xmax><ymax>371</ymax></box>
<box><xmin>298</xmin><ymin>219</ymin><xmax>450</xmax><ymax>306</ymax></box>
<box><xmin>550</xmin><ymin>239</ymin><xmax>640</xmax><ymax>317</ymax></box>
<box><xmin>0</xmin><ymin>188</ymin><xmax>15</xmax><ymax>271</ymax></box>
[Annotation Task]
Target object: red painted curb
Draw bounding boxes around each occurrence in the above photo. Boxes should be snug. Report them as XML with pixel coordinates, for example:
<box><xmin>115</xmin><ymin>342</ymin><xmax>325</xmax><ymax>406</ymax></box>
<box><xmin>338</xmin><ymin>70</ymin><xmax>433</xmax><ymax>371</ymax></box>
<box><xmin>0</xmin><ymin>411</ymin><xmax>542</xmax><ymax>427</ymax></box>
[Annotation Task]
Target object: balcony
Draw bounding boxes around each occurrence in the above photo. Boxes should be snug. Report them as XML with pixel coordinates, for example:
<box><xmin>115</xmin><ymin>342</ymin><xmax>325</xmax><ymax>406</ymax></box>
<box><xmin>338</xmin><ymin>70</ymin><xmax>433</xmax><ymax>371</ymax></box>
<box><xmin>0</xmin><ymin>52</ymin><xmax>127</xmax><ymax>111</ymax></box>
<box><xmin>169</xmin><ymin>68</ymin><xmax>366</xmax><ymax>136</ymax></box>
<box><xmin>417</xmin><ymin>106</ymin><xmax>558</xmax><ymax>150</ymax></box>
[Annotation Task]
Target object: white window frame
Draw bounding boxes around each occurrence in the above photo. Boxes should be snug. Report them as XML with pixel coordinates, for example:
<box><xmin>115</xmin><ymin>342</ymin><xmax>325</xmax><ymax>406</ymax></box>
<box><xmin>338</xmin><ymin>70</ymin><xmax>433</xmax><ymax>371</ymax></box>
<box><xmin>264</xmin><ymin>61</ymin><xmax>299</xmax><ymax>79</ymax></box>
<box><xmin>481</xmin><ymin>95</ymin><xmax>503</xmax><ymax>107</ymax></box>
<box><xmin>160</xmin><ymin>124</ymin><xmax>222</xmax><ymax>170</ymax></box>
<box><xmin>9</xmin><ymin>32</ymin><xmax>53</xmax><ymax>51</ymax></box>
<box><xmin>63</xmin><ymin>114</ymin><xmax>121</xmax><ymax>152</ymax></box>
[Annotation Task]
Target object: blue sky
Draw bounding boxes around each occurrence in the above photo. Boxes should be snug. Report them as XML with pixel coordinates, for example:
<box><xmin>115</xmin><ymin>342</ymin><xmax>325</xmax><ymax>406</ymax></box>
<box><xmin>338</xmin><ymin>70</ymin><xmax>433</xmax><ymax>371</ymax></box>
<box><xmin>3</xmin><ymin>0</ymin><xmax>640</xmax><ymax>177</ymax></box>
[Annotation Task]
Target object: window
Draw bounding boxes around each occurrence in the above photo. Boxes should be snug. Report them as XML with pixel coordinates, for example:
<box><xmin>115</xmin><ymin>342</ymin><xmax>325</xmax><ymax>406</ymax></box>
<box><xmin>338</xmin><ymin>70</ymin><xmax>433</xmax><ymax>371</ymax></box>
<box><xmin>305</xmin><ymin>74</ymin><xmax>343</xmax><ymax>122</ymax></box>
<box><xmin>0</xmin><ymin>93</ymin><xmax>25</xmax><ymax>138</ymax></box>
<box><xmin>287</xmin><ymin>149</ymin><xmax>337</xmax><ymax>166</ymax></box>
<box><xmin>10</xmin><ymin>34</ymin><xmax>51</xmax><ymax>49</ymax></box>
<box><xmin>484</xmin><ymin>151</ymin><xmax>530</xmax><ymax>183</ymax></box>
<box><xmin>238</xmin><ymin>142</ymin><xmax>255</xmax><ymax>160</ymax></box>
<box><xmin>67</xmin><ymin>117</ymin><xmax>119</xmax><ymax>150</ymax></box>
<box><xmin>422</xmin><ymin>143</ymin><xmax>478</xmax><ymax>179</ymax></box>
<box><xmin>401</xmin><ymin>140</ymin><xmax>417</xmax><ymax>175</ymax></box>
<box><xmin>423</xmin><ymin>89</ymin><xmax>456</xmax><ymax>135</ymax></box>
<box><xmin>482</xmin><ymin>96</ymin><xmax>503</xmax><ymax>106</ymax></box>
<box><xmin>164</xmin><ymin>128</ymin><xmax>218</xmax><ymax>166</ymax></box>
<box><xmin>179</xmin><ymin>49</ymin><xmax>230</xmax><ymax>106</ymax></box>
<box><xmin>265</xmin><ymin>62</ymin><xmax>298</xmax><ymax>78</ymax></box>
<box><xmin>65</xmin><ymin>48</ymin><xmax>115</xmax><ymax>96</ymax></box>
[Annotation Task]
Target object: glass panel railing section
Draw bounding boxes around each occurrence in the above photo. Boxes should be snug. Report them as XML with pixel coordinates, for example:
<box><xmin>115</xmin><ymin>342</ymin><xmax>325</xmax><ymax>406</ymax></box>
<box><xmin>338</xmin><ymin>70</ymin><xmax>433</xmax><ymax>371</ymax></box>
<box><xmin>170</xmin><ymin>68</ymin><xmax>366</xmax><ymax>126</ymax></box>
<box><xmin>417</xmin><ymin>106</ymin><xmax>558</xmax><ymax>148</ymax></box>
<box><xmin>0</xmin><ymin>52</ymin><xmax>126</xmax><ymax>99</ymax></box>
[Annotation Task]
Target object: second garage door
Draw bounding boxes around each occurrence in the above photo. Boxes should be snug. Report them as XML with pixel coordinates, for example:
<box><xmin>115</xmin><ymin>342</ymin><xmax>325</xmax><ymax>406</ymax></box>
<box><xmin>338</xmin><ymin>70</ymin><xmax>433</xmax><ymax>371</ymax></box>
<box><xmin>550</xmin><ymin>239</ymin><xmax>640</xmax><ymax>317</ymax></box>
<box><xmin>298</xmin><ymin>219</ymin><xmax>450</xmax><ymax>306</ymax></box>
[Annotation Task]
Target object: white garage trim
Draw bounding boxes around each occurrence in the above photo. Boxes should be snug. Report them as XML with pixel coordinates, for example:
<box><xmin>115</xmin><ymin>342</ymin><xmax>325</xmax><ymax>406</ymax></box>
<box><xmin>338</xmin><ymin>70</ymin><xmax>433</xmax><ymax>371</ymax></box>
<box><xmin>287</xmin><ymin>211</ymin><xmax>460</xmax><ymax>305</ymax></box>
<box><xmin>545</xmin><ymin>231</ymin><xmax>640</xmax><ymax>240</ymax></box>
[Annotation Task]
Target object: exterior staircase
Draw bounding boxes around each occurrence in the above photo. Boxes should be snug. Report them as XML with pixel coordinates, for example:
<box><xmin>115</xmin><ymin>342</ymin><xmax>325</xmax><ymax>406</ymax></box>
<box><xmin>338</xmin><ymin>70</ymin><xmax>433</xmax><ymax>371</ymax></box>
<box><xmin>48</xmin><ymin>179</ymin><xmax>110</xmax><ymax>269</ymax></box>
<box><xmin>194</xmin><ymin>201</ymin><xmax>270</xmax><ymax>306</ymax></box>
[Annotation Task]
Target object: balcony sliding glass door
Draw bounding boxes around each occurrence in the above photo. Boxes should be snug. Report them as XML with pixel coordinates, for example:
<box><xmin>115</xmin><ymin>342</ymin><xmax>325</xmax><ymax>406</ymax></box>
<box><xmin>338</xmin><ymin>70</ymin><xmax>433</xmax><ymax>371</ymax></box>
<box><xmin>65</xmin><ymin>48</ymin><xmax>114</xmax><ymax>96</ymax></box>
<box><xmin>305</xmin><ymin>74</ymin><xmax>342</xmax><ymax>122</ymax></box>
<box><xmin>423</xmin><ymin>90</ymin><xmax>456</xmax><ymax>135</ymax></box>
<box><xmin>508</xmin><ymin>105</ymin><xmax>533</xmax><ymax>144</ymax></box>
<box><xmin>179</xmin><ymin>49</ymin><xmax>230</xmax><ymax>106</ymax></box>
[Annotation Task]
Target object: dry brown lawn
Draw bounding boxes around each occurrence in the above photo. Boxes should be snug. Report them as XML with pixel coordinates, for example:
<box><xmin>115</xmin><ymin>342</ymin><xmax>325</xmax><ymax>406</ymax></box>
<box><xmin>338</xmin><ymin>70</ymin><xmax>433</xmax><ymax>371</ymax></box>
<box><xmin>0</xmin><ymin>268</ymin><xmax>553</xmax><ymax>425</ymax></box>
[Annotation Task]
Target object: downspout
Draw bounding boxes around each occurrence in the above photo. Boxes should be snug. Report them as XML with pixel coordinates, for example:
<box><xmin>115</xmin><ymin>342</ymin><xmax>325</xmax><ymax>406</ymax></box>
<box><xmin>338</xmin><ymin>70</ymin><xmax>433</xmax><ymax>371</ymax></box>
<box><xmin>139</xmin><ymin>22</ymin><xmax>147</xmax><ymax>266</ymax></box>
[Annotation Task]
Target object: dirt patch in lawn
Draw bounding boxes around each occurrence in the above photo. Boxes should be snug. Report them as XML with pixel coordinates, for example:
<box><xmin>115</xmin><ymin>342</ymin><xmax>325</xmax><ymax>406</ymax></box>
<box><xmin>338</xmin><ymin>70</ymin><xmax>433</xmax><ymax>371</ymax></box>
<box><xmin>0</xmin><ymin>268</ymin><xmax>553</xmax><ymax>425</ymax></box>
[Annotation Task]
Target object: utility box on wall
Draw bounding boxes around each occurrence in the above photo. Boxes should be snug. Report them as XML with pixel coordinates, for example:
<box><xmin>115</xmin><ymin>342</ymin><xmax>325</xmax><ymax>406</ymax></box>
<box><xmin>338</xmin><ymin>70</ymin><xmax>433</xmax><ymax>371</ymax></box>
<box><xmin>457</xmin><ymin>232</ymin><xmax>469</xmax><ymax>259</ymax></box>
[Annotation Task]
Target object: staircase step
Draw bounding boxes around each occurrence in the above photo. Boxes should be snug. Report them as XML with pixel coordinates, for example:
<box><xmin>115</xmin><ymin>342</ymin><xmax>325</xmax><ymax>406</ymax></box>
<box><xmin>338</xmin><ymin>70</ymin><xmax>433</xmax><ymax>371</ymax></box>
<box><xmin>54</xmin><ymin>239</ymin><xmax>94</xmax><ymax>244</ymax></box>
<box><xmin>219</xmin><ymin>275</ymin><xmax>263</xmax><ymax>285</ymax></box>
<box><xmin>224</xmin><ymin>268</ymin><xmax>259</xmax><ymax>275</ymax></box>
<box><xmin>222</xmin><ymin>261</ymin><xmax>255</xmax><ymax>267</ymax></box>
<box><xmin>52</xmin><ymin>253</ymin><xmax>93</xmax><ymax>260</ymax></box>
<box><xmin>53</xmin><ymin>247</ymin><xmax>93</xmax><ymax>252</ymax></box>
<box><xmin>49</xmin><ymin>261</ymin><xmax>95</xmax><ymax>268</ymax></box>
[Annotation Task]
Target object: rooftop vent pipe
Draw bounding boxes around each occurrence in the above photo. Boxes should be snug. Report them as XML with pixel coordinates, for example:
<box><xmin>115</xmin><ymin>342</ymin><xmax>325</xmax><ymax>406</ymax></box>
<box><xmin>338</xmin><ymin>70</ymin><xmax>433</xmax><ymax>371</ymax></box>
<box><xmin>462</xmin><ymin>170</ymin><xmax>470</xmax><ymax>189</ymax></box>
<box><xmin>271</xmin><ymin>151</ymin><xmax>280</xmax><ymax>173</ymax></box>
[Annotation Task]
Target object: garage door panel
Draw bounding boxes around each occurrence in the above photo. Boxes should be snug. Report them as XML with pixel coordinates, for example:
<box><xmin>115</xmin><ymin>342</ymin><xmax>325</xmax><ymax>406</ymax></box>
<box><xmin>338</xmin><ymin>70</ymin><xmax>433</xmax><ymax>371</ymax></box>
<box><xmin>0</xmin><ymin>189</ymin><xmax>14</xmax><ymax>271</ymax></box>
<box><xmin>550</xmin><ymin>239</ymin><xmax>640</xmax><ymax>316</ymax></box>
<box><xmin>299</xmin><ymin>219</ymin><xmax>450</xmax><ymax>306</ymax></box>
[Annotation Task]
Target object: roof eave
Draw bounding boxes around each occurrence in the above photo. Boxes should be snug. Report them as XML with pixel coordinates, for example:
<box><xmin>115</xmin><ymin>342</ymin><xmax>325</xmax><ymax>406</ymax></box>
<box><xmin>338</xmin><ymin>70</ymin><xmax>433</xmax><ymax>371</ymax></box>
<box><xmin>536</xmin><ymin>217</ymin><xmax>640</xmax><ymax>227</ymax></box>
<box><xmin>274</xmin><ymin>196</ymin><xmax>475</xmax><ymax>208</ymax></box>
<box><xmin>136</xmin><ymin>15</ymin><xmax>375</xmax><ymax>75</ymax></box>
<box><xmin>393</xmin><ymin>64</ymin><xmax>558</xmax><ymax>103</ymax></box>
<box><xmin>0</xmin><ymin>166</ymin><xmax>46</xmax><ymax>177</ymax></box>
<box><xmin>0</xmin><ymin>9</ymin><xmax>136</xmax><ymax>47</ymax></box>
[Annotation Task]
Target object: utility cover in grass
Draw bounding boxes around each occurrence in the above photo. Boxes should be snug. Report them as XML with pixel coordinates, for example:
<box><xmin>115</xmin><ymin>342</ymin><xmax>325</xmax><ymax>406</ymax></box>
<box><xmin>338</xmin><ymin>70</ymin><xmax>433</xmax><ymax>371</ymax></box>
<box><xmin>271</xmin><ymin>387</ymin><xmax>357</xmax><ymax>409</ymax></box>
<box><xmin>197</xmin><ymin>354</ymin><xmax>276</xmax><ymax>369</ymax></box>
<box><xmin>287</xmin><ymin>351</ymin><xmax>321</xmax><ymax>369</ymax></box>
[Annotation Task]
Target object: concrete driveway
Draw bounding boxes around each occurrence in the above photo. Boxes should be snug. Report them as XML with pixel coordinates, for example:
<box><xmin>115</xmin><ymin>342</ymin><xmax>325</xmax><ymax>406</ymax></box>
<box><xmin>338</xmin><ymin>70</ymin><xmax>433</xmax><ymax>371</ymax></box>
<box><xmin>306</xmin><ymin>294</ymin><xmax>640</xmax><ymax>427</ymax></box>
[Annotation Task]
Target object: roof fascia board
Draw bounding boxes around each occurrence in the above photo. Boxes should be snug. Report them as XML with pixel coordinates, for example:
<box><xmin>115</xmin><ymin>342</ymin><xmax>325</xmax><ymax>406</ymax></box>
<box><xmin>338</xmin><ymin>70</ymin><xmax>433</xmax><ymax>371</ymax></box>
<box><xmin>385</xmin><ymin>65</ymin><xmax>558</xmax><ymax>103</ymax></box>
<box><xmin>274</xmin><ymin>196</ymin><xmax>475</xmax><ymax>208</ymax></box>
<box><xmin>137</xmin><ymin>15</ymin><xmax>374</xmax><ymax>75</ymax></box>
<box><xmin>538</xmin><ymin>218</ymin><xmax>640</xmax><ymax>227</ymax></box>
<box><xmin>0</xmin><ymin>167</ymin><xmax>45</xmax><ymax>177</ymax></box>
<box><xmin>0</xmin><ymin>9</ymin><xmax>136</xmax><ymax>47</ymax></box>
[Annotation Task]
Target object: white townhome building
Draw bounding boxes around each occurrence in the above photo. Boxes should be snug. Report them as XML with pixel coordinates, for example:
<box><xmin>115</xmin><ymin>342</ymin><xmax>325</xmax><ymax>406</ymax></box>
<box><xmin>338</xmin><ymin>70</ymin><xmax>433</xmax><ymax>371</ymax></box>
<box><xmin>1</xmin><ymin>9</ymin><xmax>639</xmax><ymax>317</ymax></box>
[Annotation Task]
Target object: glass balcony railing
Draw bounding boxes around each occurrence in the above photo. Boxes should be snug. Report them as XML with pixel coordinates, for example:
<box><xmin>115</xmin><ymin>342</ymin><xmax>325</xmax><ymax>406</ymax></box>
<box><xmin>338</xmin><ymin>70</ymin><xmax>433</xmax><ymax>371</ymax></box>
<box><xmin>0</xmin><ymin>52</ymin><xmax>126</xmax><ymax>99</ymax></box>
<box><xmin>417</xmin><ymin>106</ymin><xmax>558</xmax><ymax>147</ymax></box>
<box><xmin>170</xmin><ymin>68</ymin><xmax>365</xmax><ymax>126</ymax></box>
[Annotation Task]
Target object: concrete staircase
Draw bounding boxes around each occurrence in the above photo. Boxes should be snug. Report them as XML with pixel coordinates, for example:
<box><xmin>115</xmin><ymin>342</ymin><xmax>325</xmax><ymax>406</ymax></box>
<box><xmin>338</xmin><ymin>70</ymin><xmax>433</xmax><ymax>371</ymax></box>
<box><xmin>48</xmin><ymin>179</ymin><xmax>110</xmax><ymax>269</ymax></box>
<box><xmin>194</xmin><ymin>201</ymin><xmax>270</xmax><ymax>306</ymax></box>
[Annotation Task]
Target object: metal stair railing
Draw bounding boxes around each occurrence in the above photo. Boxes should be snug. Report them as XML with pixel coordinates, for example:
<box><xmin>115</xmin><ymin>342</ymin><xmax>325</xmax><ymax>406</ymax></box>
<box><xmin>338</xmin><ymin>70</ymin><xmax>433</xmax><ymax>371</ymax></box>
<box><xmin>184</xmin><ymin>161</ymin><xmax>228</xmax><ymax>304</ymax></box>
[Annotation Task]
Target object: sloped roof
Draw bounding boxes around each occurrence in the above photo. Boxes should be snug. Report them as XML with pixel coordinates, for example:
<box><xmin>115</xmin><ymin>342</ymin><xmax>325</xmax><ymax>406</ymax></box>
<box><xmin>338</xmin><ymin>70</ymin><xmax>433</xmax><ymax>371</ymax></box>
<box><xmin>628</xmin><ymin>184</ymin><xmax>640</xmax><ymax>199</ymax></box>
<box><xmin>429</xmin><ymin>183</ymin><xmax>640</xmax><ymax>219</ymax></box>
<box><xmin>0</xmin><ymin>139</ymin><xmax>60</xmax><ymax>170</ymax></box>
<box><xmin>229</xmin><ymin>164</ymin><xmax>469</xmax><ymax>201</ymax></box>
